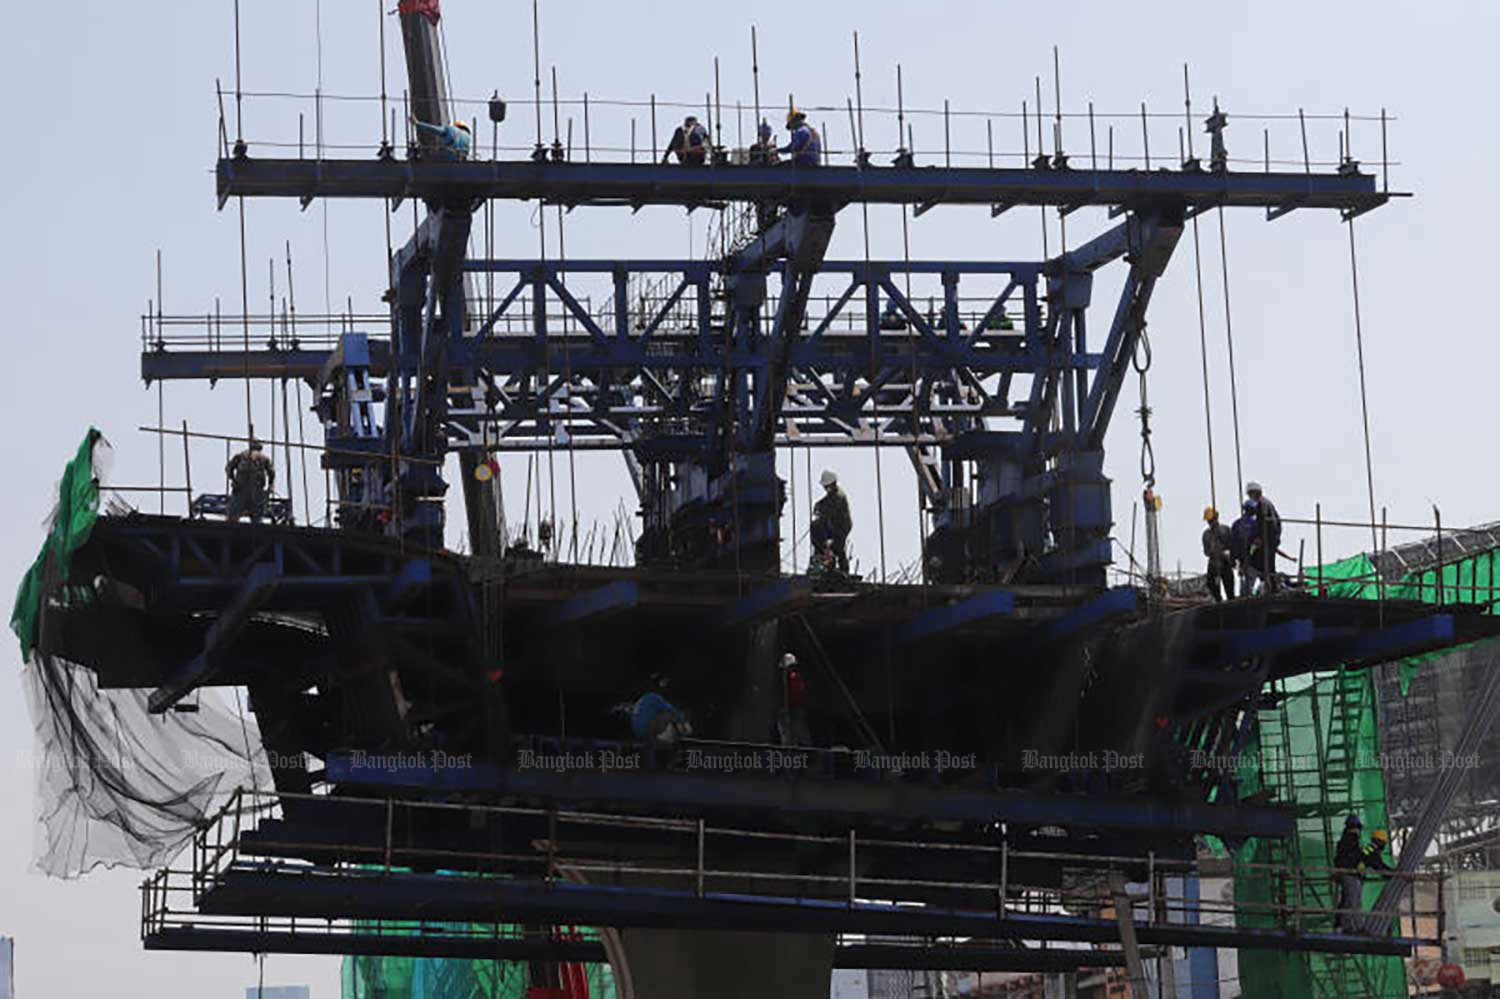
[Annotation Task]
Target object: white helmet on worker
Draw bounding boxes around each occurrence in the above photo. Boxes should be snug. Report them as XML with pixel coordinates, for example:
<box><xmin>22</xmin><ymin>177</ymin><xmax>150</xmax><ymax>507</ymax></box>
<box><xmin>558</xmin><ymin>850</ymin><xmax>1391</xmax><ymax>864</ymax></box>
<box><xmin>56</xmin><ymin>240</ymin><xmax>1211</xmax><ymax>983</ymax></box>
<box><xmin>820</xmin><ymin>469</ymin><xmax>838</xmax><ymax>488</ymax></box>
<box><xmin>779</xmin><ymin>653</ymin><xmax>797</xmax><ymax>669</ymax></box>
<box><xmin>1245</xmin><ymin>481</ymin><xmax>1263</xmax><ymax>496</ymax></box>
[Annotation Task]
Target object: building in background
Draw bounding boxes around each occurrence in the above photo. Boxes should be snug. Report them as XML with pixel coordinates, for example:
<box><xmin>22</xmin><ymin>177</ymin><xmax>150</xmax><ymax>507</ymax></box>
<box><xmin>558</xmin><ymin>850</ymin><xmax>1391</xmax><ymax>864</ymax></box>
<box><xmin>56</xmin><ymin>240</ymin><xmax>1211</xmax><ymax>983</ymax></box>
<box><xmin>245</xmin><ymin>986</ymin><xmax>310</xmax><ymax>999</ymax></box>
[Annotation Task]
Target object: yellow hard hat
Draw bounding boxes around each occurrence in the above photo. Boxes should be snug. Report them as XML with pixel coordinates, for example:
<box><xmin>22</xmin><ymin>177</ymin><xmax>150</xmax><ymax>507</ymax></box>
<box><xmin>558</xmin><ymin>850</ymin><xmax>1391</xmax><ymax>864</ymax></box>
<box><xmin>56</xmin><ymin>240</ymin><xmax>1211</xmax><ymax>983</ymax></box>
<box><xmin>454</xmin><ymin>121</ymin><xmax>472</xmax><ymax>133</ymax></box>
<box><xmin>1371</xmin><ymin>829</ymin><xmax>1389</xmax><ymax>844</ymax></box>
<box><xmin>1203</xmin><ymin>506</ymin><xmax>1217</xmax><ymax>522</ymax></box>
<box><xmin>786</xmin><ymin>108</ymin><xmax>806</xmax><ymax>128</ymax></box>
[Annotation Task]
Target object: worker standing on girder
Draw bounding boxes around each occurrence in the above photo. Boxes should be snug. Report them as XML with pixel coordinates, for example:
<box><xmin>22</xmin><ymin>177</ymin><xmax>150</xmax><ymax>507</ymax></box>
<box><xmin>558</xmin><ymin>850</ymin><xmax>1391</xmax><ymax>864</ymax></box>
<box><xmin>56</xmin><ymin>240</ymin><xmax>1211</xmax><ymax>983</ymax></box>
<box><xmin>1246</xmin><ymin>481</ymin><xmax>1282</xmax><ymax>592</ymax></box>
<box><xmin>1202</xmin><ymin>506</ymin><xmax>1235</xmax><ymax>601</ymax></box>
<box><xmin>1230</xmin><ymin>499</ymin><xmax>1260</xmax><ymax>595</ymax></box>
<box><xmin>225</xmin><ymin>439</ymin><xmax>274</xmax><ymax>524</ymax></box>
<box><xmin>810</xmin><ymin>470</ymin><xmax>852</xmax><ymax>574</ymax></box>
<box><xmin>662</xmin><ymin>115</ymin><xmax>710</xmax><ymax>166</ymax></box>
<box><xmin>779</xmin><ymin>109</ymin><xmax>822</xmax><ymax>167</ymax></box>
<box><xmin>409</xmin><ymin>114</ymin><xmax>472</xmax><ymax>161</ymax></box>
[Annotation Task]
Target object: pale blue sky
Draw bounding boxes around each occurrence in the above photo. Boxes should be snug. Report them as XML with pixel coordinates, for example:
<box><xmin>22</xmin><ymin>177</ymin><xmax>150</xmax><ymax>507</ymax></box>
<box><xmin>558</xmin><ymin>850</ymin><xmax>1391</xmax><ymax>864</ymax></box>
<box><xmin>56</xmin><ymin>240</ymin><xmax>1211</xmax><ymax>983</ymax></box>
<box><xmin>2</xmin><ymin>2</ymin><xmax>1495</xmax><ymax>995</ymax></box>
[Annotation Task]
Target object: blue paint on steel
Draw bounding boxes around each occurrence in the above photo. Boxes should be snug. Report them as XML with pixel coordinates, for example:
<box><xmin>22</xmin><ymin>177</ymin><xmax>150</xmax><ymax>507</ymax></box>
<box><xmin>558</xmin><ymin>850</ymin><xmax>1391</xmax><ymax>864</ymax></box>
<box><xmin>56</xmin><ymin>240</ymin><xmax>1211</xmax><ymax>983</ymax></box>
<box><xmin>323</xmin><ymin>749</ymin><xmax>1291</xmax><ymax>837</ymax></box>
<box><xmin>1337</xmin><ymin>614</ymin><xmax>1455</xmax><ymax>664</ymax></box>
<box><xmin>217</xmin><ymin>158</ymin><xmax>1392</xmax><ymax>213</ymax></box>
<box><xmin>721</xmin><ymin>579</ymin><xmax>806</xmax><ymax>628</ymax></box>
<box><xmin>1039</xmin><ymin>586</ymin><xmax>1139</xmax><ymax>643</ymax></box>
<box><xmin>1216</xmin><ymin>618</ymin><xmax>1316</xmax><ymax>663</ymax></box>
<box><xmin>895</xmin><ymin>589</ymin><xmax>1016</xmax><ymax>644</ymax></box>
<box><xmin>549</xmin><ymin>580</ymin><xmax>639</xmax><ymax>627</ymax></box>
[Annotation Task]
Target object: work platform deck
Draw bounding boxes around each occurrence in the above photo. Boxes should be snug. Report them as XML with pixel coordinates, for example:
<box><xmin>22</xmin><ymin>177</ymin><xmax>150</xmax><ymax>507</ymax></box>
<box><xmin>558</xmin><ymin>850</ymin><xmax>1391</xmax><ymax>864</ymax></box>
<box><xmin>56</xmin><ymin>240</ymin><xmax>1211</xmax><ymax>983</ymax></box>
<box><xmin>215</xmin><ymin>156</ymin><xmax>1395</xmax><ymax>216</ymax></box>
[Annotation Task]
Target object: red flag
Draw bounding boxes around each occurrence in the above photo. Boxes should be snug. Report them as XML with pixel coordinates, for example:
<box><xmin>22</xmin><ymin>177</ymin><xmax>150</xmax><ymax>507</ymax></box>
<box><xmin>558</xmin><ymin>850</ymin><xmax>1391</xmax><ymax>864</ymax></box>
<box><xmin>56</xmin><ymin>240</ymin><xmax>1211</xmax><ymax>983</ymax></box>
<box><xmin>398</xmin><ymin>0</ymin><xmax>441</xmax><ymax>25</ymax></box>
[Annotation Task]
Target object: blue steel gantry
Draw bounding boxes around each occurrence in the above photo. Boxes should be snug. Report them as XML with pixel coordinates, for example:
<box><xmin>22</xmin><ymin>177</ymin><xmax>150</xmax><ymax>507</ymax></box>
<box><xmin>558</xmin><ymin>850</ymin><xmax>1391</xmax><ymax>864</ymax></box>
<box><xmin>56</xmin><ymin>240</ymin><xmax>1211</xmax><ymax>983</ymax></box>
<box><xmin>49</xmin><ymin>3</ymin><xmax>1488</xmax><ymax>993</ymax></box>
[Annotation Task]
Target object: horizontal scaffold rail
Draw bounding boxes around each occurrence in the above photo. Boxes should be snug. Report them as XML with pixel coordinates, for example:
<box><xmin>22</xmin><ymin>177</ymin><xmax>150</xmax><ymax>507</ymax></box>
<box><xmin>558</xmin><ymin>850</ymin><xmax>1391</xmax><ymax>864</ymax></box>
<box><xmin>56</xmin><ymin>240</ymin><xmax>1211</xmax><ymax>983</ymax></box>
<box><xmin>217</xmin><ymin>156</ymin><xmax>1396</xmax><ymax>213</ymax></box>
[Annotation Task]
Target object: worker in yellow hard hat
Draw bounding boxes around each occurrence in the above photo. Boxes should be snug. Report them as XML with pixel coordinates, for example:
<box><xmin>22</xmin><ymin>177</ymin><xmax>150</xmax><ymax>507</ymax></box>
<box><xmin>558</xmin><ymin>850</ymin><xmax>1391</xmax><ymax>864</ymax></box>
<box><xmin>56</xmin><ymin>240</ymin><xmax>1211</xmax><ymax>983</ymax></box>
<box><xmin>779</xmin><ymin>108</ymin><xmax>822</xmax><ymax>167</ymax></box>
<box><xmin>1202</xmin><ymin>504</ymin><xmax>1234</xmax><ymax>602</ymax></box>
<box><xmin>409</xmin><ymin>114</ymin><xmax>472</xmax><ymax>161</ymax></box>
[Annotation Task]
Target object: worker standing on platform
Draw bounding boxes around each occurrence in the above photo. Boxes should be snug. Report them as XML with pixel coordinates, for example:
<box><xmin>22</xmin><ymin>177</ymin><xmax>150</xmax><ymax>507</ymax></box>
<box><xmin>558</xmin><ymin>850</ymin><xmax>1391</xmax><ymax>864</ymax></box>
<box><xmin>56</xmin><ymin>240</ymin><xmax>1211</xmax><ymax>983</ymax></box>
<box><xmin>1202</xmin><ymin>506</ymin><xmax>1235</xmax><ymax>601</ymax></box>
<box><xmin>1230</xmin><ymin>499</ymin><xmax>1260</xmax><ymax>595</ymax></box>
<box><xmin>662</xmin><ymin>115</ymin><xmax>710</xmax><ymax>166</ymax></box>
<box><xmin>749</xmin><ymin>119</ymin><xmax>779</xmax><ymax>164</ymax></box>
<box><xmin>409</xmin><ymin>115</ymin><xmax>472</xmax><ymax>161</ymax></box>
<box><xmin>1333</xmin><ymin>814</ymin><xmax>1364</xmax><ymax>931</ymax></box>
<box><xmin>226</xmin><ymin>439</ymin><xmax>274</xmax><ymax>524</ymax></box>
<box><xmin>1246</xmin><ymin>481</ymin><xmax>1282</xmax><ymax>592</ymax></box>
<box><xmin>779</xmin><ymin>109</ymin><xmax>822</xmax><ymax>167</ymax></box>
<box><xmin>810</xmin><ymin>470</ymin><xmax>852</xmax><ymax>574</ymax></box>
<box><xmin>776</xmin><ymin>653</ymin><xmax>810</xmax><ymax>746</ymax></box>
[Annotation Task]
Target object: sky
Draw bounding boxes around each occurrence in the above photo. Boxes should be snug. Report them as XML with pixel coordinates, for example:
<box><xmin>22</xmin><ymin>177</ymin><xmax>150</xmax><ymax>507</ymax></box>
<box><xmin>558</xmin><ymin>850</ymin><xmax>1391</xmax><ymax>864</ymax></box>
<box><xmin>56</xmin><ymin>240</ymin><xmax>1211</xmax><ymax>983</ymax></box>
<box><xmin>2</xmin><ymin>1</ymin><xmax>1498</xmax><ymax>995</ymax></box>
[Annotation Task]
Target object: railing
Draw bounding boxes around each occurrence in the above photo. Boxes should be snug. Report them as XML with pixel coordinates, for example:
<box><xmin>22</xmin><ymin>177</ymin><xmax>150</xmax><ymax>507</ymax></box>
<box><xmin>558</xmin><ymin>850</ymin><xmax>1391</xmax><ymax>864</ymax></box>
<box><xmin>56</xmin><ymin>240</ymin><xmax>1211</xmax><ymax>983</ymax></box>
<box><xmin>215</xmin><ymin>85</ymin><xmax>1397</xmax><ymax>188</ymax></box>
<box><xmin>154</xmin><ymin>786</ymin><xmax>1443</xmax><ymax>947</ymax></box>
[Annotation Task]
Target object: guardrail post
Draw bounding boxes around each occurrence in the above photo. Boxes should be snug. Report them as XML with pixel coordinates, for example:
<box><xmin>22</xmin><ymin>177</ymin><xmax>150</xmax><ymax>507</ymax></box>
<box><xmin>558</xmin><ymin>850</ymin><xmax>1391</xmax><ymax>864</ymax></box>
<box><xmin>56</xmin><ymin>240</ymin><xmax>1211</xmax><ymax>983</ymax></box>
<box><xmin>999</xmin><ymin>840</ymin><xmax>1009</xmax><ymax>916</ymax></box>
<box><xmin>696</xmin><ymin>818</ymin><xmax>705</xmax><ymax>898</ymax></box>
<box><xmin>383</xmin><ymin>797</ymin><xmax>394</xmax><ymax>873</ymax></box>
<box><xmin>848</xmin><ymin>829</ymin><xmax>856</xmax><ymax>905</ymax></box>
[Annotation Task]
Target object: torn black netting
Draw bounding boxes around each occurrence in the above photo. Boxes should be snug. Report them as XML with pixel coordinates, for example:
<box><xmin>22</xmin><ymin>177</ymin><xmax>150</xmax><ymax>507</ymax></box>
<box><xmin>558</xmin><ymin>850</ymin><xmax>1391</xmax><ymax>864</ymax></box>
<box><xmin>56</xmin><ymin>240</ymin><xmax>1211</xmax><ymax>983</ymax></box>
<box><xmin>13</xmin><ymin>429</ymin><xmax>269</xmax><ymax>878</ymax></box>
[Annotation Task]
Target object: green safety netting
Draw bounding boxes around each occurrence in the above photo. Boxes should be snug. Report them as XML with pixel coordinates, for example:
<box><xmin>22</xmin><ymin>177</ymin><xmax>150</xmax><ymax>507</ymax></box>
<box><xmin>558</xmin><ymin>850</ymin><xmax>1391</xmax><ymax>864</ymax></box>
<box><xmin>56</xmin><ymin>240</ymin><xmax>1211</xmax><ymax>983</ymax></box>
<box><xmin>341</xmin><ymin>925</ymin><xmax>617</xmax><ymax>999</ymax></box>
<box><xmin>1235</xmin><ymin>545</ymin><xmax>1500</xmax><ymax>998</ymax></box>
<box><xmin>11</xmin><ymin>428</ymin><xmax>104</xmax><ymax>656</ymax></box>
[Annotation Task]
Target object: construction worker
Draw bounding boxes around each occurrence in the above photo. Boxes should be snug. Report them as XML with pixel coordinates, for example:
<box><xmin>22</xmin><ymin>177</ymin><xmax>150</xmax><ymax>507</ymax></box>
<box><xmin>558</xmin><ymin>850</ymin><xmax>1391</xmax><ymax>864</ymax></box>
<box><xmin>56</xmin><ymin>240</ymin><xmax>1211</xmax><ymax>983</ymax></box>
<box><xmin>1230</xmin><ymin>499</ymin><xmax>1261</xmax><ymax>595</ymax></box>
<box><xmin>409</xmin><ymin>114</ymin><xmax>472</xmax><ymax>161</ymax></box>
<box><xmin>662</xmin><ymin>115</ymin><xmax>710</xmax><ymax>166</ymax></box>
<box><xmin>775</xmin><ymin>653</ymin><xmax>810</xmax><ymax>746</ymax></box>
<box><xmin>1202</xmin><ymin>506</ymin><xmax>1235</xmax><ymax>601</ymax></box>
<box><xmin>779</xmin><ymin>109</ymin><xmax>822</xmax><ymax>167</ymax></box>
<box><xmin>1333</xmin><ymin>814</ymin><xmax>1364</xmax><ymax>931</ymax></box>
<box><xmin>810</xmin><ymin>470</ymin><xmax>852</xmax><ymax>574</ymax></box>
<box><xmin>630</xmin><ymin>680</ymin><xmax>693</xmax><ymax>745</ymax></box>
<box><xmin>226</xmin><ymin>439</ymin><xmax>274</xmax><ymax>524</ymax></box>
<box><xmin>1246</xmin><ymin>481</ymin><xmax>1282</xmax><ymax>591</ymax></box>
<box><xmin>748</xmin><ymin>119</ymin><xmax>779</xmax><ymax>164</ymax></box>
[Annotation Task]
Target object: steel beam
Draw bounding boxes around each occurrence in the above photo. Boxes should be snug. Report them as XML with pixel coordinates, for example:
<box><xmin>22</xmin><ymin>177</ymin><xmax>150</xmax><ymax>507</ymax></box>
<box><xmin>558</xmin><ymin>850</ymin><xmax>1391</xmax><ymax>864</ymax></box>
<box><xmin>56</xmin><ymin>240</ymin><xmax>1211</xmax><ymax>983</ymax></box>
<box><xmin>894</xmin><ymin>589</ymin><xmax>1016</xmax><ymax>644</ymax></box>
<box><xmin>323</xmin><ymin>750</ymin><xmax>1293</xmax><ymax>837</ymax></box>
<box><xmin>199</xmin><ymin>867</ymin><xmax>1420</xmax><ymax>956</ymax></box>
<box><xmin>149</xmin><ymin>560</ymin><xmax>280</xmax><ymax>713</ymax></box>
<box><xmin>549</xmin><ymin>581</ymin><xmax>639</xmax><ymax>627</ymax></box>
<box><xmin>217</xmin><ymin>158</ymin><xmax>1393</xmax><ymax>213</ymax></box>
<box><xmin>1038</xmin><ymin>586</ymin><xmax>1140</xmax><ymax>643</ymax></box>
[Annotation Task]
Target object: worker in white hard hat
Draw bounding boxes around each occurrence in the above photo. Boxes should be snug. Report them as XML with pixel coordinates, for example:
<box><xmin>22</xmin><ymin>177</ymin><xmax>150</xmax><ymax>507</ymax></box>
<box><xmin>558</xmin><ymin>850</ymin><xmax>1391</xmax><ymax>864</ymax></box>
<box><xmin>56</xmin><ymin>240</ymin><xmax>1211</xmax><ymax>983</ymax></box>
<box><xmin>810</xmin><ymin>470</ymin><xmax>851</xmax><ymax>574</ymax></box>
<box><xmin>1244</xmin><ymin>481</ymin><xmax>1282</xmax><ymax>593</ymax></box>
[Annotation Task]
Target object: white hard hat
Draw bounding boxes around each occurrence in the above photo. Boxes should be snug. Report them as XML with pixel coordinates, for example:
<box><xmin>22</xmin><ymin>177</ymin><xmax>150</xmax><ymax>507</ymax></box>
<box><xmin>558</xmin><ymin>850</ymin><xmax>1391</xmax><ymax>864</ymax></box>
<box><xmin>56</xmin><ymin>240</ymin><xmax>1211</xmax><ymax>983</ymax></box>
<box><xmin>820</xmin><ymin>470</ymin><xmax>837</xmax><ymax>487</ymax></box>
<box><xmin>779</xmin><ymin>653</ymin><xmax>797</xmax><ymax>668</ymax></box>
<box><xmin>1246</xmin><ymin>481</ymin><xmax>1263</xmax><ymax>494</ymax></box>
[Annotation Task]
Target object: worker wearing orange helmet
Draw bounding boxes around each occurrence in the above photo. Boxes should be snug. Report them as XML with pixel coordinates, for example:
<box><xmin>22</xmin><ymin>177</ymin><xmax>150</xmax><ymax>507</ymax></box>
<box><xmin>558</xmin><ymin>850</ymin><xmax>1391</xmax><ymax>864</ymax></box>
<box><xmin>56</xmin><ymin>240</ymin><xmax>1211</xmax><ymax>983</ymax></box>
<box><xmin>1202</xmin><ymin>505</ymin><xmax>1235</xmax><ymax>601</ymax></box>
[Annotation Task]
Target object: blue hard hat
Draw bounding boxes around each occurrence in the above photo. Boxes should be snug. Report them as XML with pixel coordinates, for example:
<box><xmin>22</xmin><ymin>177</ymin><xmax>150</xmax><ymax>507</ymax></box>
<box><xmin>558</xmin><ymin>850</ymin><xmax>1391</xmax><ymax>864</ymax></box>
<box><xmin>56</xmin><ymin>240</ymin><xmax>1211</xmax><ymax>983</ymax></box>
<box><xmin>1345</xmin><ymin>814</ymin><xmax>1363</xmax><ymax>828</ymax></box>
<box><xmin>1242</xmin><ymin>498</ymin><xmax>1258</xmax><ymax>511</ymax></box>
<box><xmin>758</xmin><ymin>119</ymin><xmax>773</xmax><ymax>138</ymax></box>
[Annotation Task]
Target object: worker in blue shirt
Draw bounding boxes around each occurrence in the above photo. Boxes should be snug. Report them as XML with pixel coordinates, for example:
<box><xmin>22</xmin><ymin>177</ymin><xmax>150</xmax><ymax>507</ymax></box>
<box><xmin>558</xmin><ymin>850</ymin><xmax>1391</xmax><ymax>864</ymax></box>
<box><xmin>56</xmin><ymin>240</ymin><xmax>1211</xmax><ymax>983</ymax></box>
<box><xmin>409</xmin><ymin>115</ymin><xmax>472</xmax><ymax>161</ymax></box>
<box><xmin>779</xmin><ymin>108</ymin><xmax>822</xmax><ymax>167</ymax></box>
